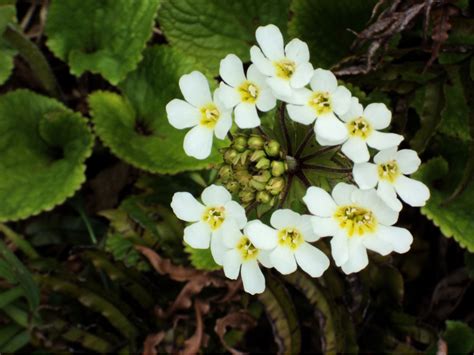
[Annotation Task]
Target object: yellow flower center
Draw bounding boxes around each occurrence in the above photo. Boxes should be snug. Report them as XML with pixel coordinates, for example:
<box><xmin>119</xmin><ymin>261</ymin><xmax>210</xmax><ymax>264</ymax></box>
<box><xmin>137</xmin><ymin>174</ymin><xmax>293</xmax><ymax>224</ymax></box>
<box><xmin>308</xmin><ymin>92</ymin><xmax>332</xmax><ymax>115</ymax></box>
<box><xmin>199</xmin><ymin>104</ymin><xmax>220</xmax><ymax>129</ymax></box>
<box><xmin>273</xmin><ymin>59</ymin><xmax>296</xmax><ymax>80</ymax></box>
<box><xmin>201</xmin><ymin>206</ymin><xmax>225</xmax><ymax>230</ymax></box>
<box><xmin>238</xmin><ymin>81</ymin><xmax>259</xmax><ymax>104</ymax></box>
<box><xmin>334</xmin><ymin>205</ymin><xmax>377</xmax><ymax>237</ymax></box>
<box><xmin>236</xmin><ymin>236</ymin><xmax>259</xmax><ymax>261</ymax></box>
<box><xmin>277</xmin><ymin>227</ymin><xmax>304</xmax><ymax>250</ymax></box>
<box><xmin>378</xmin><ymin>160</ymin><xmax>400</xmax><ymax>183</ymax></box>
<box><xmin>347</xmin><ymin>117</ymin><xmax>372</xmax><ymax>139</ymax></box>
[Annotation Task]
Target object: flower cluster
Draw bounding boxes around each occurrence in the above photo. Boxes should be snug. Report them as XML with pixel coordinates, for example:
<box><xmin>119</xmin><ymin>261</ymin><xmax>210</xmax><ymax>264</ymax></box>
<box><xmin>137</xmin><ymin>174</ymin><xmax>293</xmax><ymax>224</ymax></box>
<box><xmin>167</xmin><ymin>24</ymin><xmax>430</xmax><ymax>295</ymax></box>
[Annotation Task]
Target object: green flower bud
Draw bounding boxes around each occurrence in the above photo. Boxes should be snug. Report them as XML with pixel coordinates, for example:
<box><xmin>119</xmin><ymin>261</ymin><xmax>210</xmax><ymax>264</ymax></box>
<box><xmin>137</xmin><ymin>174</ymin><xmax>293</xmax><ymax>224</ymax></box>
<box><xmin>239</xmin><ymin>188</ymin><xmax>255</xmax><ymax>204</ymax></box>
<box><xmin>224</xmin><ymin>149</ymin><xmax>238</xmax><ymax>164</ymax></box>
<box><xmin>250</xmin><ymin>150</ymin><xmax>266</xmax><ymax>162</ymax></box>
<box><xmin>249</xmin><ymin>179</ymin><xmax>266</xmax><ymax>191</ymax></box>
<box><xmin>256</xmin><ymin>190</ymin><xmax>271</xmax><ymax>204</ymax></box>
<box><xmin>233</xmin><ymin>135</ymin><xmax>247</xmax><ymax>152</ymax></box>
<box><xmin>234</xmin><ymin>169</ymin><xmax>252</xmax><ymax>186</ymax></box>
<box><xmin>218</xmin><ymin>165</ymin><xmax>233</xmax><ymax>182</ymax></box>
<box><xmin>271</xmin><ymin>161</ymin><xmax>286</xmax><ymax>177</ymax></box>
<box><xmin>266</xmin><ymin>177</ymin><xmax>285</xmax><ymax>196</ymax></box>
<box><xmin>252</xmin><ymin>170</ymin><xmax>272</xmax><ymax>183</ymax></box>
<box><xmin>256</xmin><ymin>157</ymin><xmax>271</xmax><ymax>170</ymax></box>
<box><xmin>239</xmin><ymin>150</ymin><xmax>251</xmax><ymax>166</ymax></box>
<box><xmin>264</xmin><ymin>140</ymin><xmax>281</xmax><ymax>157</ymax></box>
<box><xmin>248</xmin><ymin>135</ymin><xmax>265</xmax><ymax>150</ymax></box>
<box><xmin>225</xmin><ymin>181</ymin><xmax>240</xmax><ymax>194</ymax></box>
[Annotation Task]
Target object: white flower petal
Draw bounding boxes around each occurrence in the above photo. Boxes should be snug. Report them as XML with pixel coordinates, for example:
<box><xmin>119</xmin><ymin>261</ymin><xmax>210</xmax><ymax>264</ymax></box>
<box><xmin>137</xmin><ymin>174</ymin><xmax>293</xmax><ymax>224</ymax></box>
<box><xmin>362</xmin><ymin>234</ymin><xmax>393</xmax><ymax>256</ymax></box>
<box><xmin>183</xmin><ymin>125</ymin><xmax>213</xmax><ymax>160</ymax></box>
<box><xmin>211</xmin><ymin>233</ymin><xmax>227</xmax><ymax>265</ymax></box>
<box><xmin>214</xmin><ymin>109</ymin><xmax>232</xmax><ymax>140</ymax></box>
<box><xmin>183</xmin><ymin>221</ymin><xmax>211</xmax><ymax>249</ymax></box>
<box><xmin>245</xmin><ymin>220</ymin><xmax>278</xmax><ymax>250</ymax></box>
<box><xmin>310</xmin><ymin>68</ymin><xmax>337</xmax><ymax>93</ymax></box>
<box><xmin>267</xmin><ymin>77</ymin><xmax>293</xmax><ymax>98</ymax></box>
<box><xmin>285</xmin><ymin>38</ymin><xmax>310</xmax><ymax>64</ymax></box>
<box><xmin>201</xmin><ymin>184</ymin><xmax>231</xmax><ymax>206</ymax></box>
<box><xmin>250</xmin><ymin>46</ymin><xmax>274</xmax><ymax>76</ymax></box>
<box><xmin>363</xmin><ymin>103</ymin><xmax>391</xmax><ymax>130</ymax></box>
<box><xmin>352</xmin><ymin>188</ymin><xmax>398</xmax><ymax>225</ymax></box>
<box><xmin>376</xmin><ymin>225</ymin><xmax>413</xmax><ymax>253</ymax></box>
<box><xmin>217</xmin><ymin>82</ymin><xmax>240</xmax><ymax>109</ymax></box>
<box><xmin>299</xmin><ymin>215</ymin><xmax>319</xmax><ymax>242</ymax></box>
<box><xmin>340</xmin><ymin>97</ymin><xmax>363</xmax><ymax>122</ymax></box>
<box><xmin>270</xmin><ymin>246</ymin><xmax>297</xmax><ymax>275</ymax></box>
<box><xmin>246</xmin><ymin>64</ymin><xmax>268</xmax><ymax>87</ymax></box>
<box><xmin>287</xmin><ymin>104</ymin><xmax>316</xmax><ymax>125</ymax></box>
<box><xmin>311</xmin><ymin>216</ymin><xmax>338</xmax><ymax>237</ymax></box>
<box><xmin>340</xmin><ymin>238</ymin><xmax>368</xmax><ymax>274</ymax></box>
<box><xmin>330</xmin><ymin>232</ymin><xmax>349</xmax><ymax>266</ymax></box>
<box><xmin>223</xmin><ymin>249</ymin><xmax>242</xmax><ymax>279</ymax></box>
<box><xmin>393</xmin><ymin>176</ymin><xmax>430</xmax><ymax>207</ymax></box>
<box><xmin>270</xmin><ymin>209</ymin><xmax>301</xmax><ymax>230</ymax></box>
<box><xmin>373</xmin><ymin>147</ymin><xmax>398</xmax><ymax>164</ymax></box>
<box><xmin>377</xmin><ymin>181</ymin><xmax>403</xmax><ymax>212</ymax></box>
<box><xmin>290</xmin><ymin>62</ymin><xmax>313</xmax><ymax>88</ymax></box>
<box><xmin>222</xmin><ymin>226</ymin><xmax>243</xmax><ymax>249</ymax></box>
<box><xmin>219</xmin><ymin>54</ymin><xmax>246</xmax><ymax>88</ymax></box>
<box><xmin>256</xmin><ymin>88</ymin><xmax>277</xmax><ymax>112</ymax></box>
<box><xmin>171</xmin><ymin>192</ymin><xmax>205</xmax><ymax>222</ymax></box>
<box><xmin>332</xmin><ymin>182</ymin><xmax>357</xmax><ymax>205</ymax></box>
<box><xmin>166</xmin><ymin>99</ymin><xmax>200</xmax><ymax>129</ymax></box>
<box><xmin>235</xmin><ymin>102</ymin><xmax>260</xmax><ymax>129</ymax></box>
<box><xmin>255</xmin><ymin>24</ymin><xmax>285</xmax><ymax>60</ymax></box>
<box><xmin>341</xmin><ymin>137</ymin><xmax>370</xmax><ymax>163</ymax></box>
<box><xmin>295</xmin><ymin>242</ymin><xmax>330</xmax><ymax>277</ymax></box>
<box><xmin>257</xmin><ymin>250</ymin><xmax>273</xmax><ymax>269</ymax></box>
<box><xmin>366</xmin><ymin>131</ymin><xmax>404</xmax><ymax>150</ymax></box>
<box><xmin>241</xmin><ymin>260</ymin><xmax>266</xmax><ymax>294</ymax></box>
<box><xmin>353</xmin><ymin>163</ymin><xmax>378</xmax><ymax>189</ymax></box>
<box><xmin>303</xmin><ymin>186</ymin><xmax>337</xmax><ymax>217</ymax></box>
<box><xmin>315</xmin><ymin>133</ymin><xmax>346</xmax><ymax>146</ymax></box>
<box><xmin>395</xmin><ymin>149</ymin><xmax>421</xmax><ymax>174</ymax></box>
<box><xmin>331</xmin><ymin>86</ymin><xmax>352</xmax><ymax>116</ymax></box>
<box><xmin>314</xmin><ymin>114</ymin><xmax>348</xmax><ymax>142</ymax></box>
<box><xmin>179</xmin><ymin>71</ymin><xmax>212</xmax><ymax>107</ymax></box>
<box><xmin>224</xmin><ymin>200</ymin><xmax>247</xmax><ymax>228</ymax></box>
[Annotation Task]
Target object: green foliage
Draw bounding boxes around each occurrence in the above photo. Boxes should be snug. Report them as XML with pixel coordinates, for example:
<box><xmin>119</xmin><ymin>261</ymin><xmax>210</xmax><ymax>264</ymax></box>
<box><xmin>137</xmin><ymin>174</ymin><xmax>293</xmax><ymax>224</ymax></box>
<box><xmin>288</xmin><ymin>0</ymin><xmax>377</xmax><ymax>67</ymax></box>
<box><xmin>0</xmin><ymin>2</ymin><xmax>16</xmax><ymax>84</ymax></box>
<box><xmin>158</xmin><ymin>0</ymin><xmax>290</xmax><ymax>73</ymax></box>
<box><xmin>45</xmin><ymin>0</ymin><xmax>160</xmax><ymax>84</ymax></box>
<box><xmin>184</xmin><ymin>244</ymin><xmax>220</xmax><ymax>271</ymax></box>
<box><xmin>0</xmin><ymin>90</ymin><xmax>93</xmax><ymax>222</ymax></box>
<box><xmin>105</xmin><ymin>233</ymin><xmax>151</xmax><ymax>271</ymax></box>
<box><xmin>89</xmin><ymin>46</ymin><xmax>225</xmax><ymax>174</ymax></box>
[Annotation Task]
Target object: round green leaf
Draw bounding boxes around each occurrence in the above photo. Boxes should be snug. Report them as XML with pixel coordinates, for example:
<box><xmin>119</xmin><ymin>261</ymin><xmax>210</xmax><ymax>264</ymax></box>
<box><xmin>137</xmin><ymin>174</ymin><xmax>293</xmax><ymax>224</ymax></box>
<box><xmin>0</xmin><ymin>90</ymin><xmax>93</xmax><ymax>222</ymax></box>
<box><xmin>45</xmin><ymin>0</ymin><xmax>160</xmax><ymax>84</ymax></box>
<box><xmin>288</xmin><ymin>0</ymin><xmax>377</xmax><ymax>67</ymax></box>
<box><xmin>158</xmin><ymin>0</ymin><xmax>290</xmax><ymax>73</ymax></box>
<box><xmin>89</xmin><ymin>46</ymin><xmax>225</xmax><ymax>174</ymax></box>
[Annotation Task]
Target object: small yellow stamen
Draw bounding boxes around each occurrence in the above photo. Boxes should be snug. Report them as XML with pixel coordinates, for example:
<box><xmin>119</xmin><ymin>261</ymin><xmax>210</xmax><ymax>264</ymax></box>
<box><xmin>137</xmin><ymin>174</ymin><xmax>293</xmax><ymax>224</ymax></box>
<box><xmin>347</xmin><ymin>117</ymin><xmax>372</xmax><ymax>139</ymax></box>
<box><xmin>308</xmin><ymin>92</ymin><xmax>332</xmax><ymax>115</ymax></box>
<box><xmin>236</xmin><ymin>236</ymin><xmax>259</xmax><ymax>261</ymax></box>
<box><xmin>334</xmin><ymin>205</ymin><xmax>377</xmax><ymax>237</ymax></box>
<box><xmin>200</xmin><ymin>104</ymin><xmax>220</xmax><ymax>128</ymax></box>
<box><xmin>273</xmin><ymin>59</ymin><xmax>296</xmax><ymax>80</ymax></box>
<box><xmin>238</xmin><ymin>81</ymin><xmax>259</xmax><ymax>104</ymax></box>
<box><xmin>378</xmin><ymin>160</ymin><xmax>400</xmax><ymax>183</ymax></box>
<box><xmin>277</xmin><ymin>227</ymin><xmax>304</xmax><ymax>250</ymax></box>
<box><xmin>202</xmin><ymin>206</ymin><xmax>225</xmax><ymax>230</ymax></box>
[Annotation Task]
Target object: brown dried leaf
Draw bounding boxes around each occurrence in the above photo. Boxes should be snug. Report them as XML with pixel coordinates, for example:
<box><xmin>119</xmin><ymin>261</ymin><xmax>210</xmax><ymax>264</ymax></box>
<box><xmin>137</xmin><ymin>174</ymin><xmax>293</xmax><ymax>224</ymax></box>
<box><xmin>215</xmin><ymin>311</ymin><xmax>257</xmax><ymax>355</ymax></box>
<box><xmin>180</xmin><ymin>300</ymin><xmax>209</xmax><ymax>355</ymax></box>
<box><xmin>142</xmin><ymin>331</ymin><xmax>165</xmax><ymax>355</ymax></box>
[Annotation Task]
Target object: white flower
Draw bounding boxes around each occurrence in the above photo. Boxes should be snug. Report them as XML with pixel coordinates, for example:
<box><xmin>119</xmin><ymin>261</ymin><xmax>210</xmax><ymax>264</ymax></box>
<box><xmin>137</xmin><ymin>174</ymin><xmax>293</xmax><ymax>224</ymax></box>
<box><xmin>321</xmin><ymin>99</ymin><xmax>404</xmax><ymax>163</ymax></box>
<box><xmin>245</xmin><ymin>209</ymin><xmax>330</xmax><ymax>277</ymax></box>
<box><xmin>353</xmin><ymin>147</ymin><xmax>430</xmax><ymax>211</ymax></box>
<box><xmin>166</xmin><ymin>71</ymin><xmax>232</xmax><ymax>160</ymax></box>
<box><xmin>170</xmin><ymin>184</ymin><xmax>247</xmax><ymax>265</ymax></box>
<box><xmin>216</xmin><ymin>54</ymin><xmax>276</xmax><ymax>129</ymax></box>
<box><xmin>221</xmin><ymin>224</ymin><xmax>273</xmax><ymax>295</ymax></box>
<box><xmin>250</xmin><ymin>24</ymin><xmax>314</xmax><ymax>101</ymax></box>
<box><xmin>303</xmin><ymin>183</ymin><xmax>413</xmax><ymax>274</ymax></box>
<box><xmin>286</xmin><ymin>68</ymin><xmax>352</xmax><ymax>142</ymax></box>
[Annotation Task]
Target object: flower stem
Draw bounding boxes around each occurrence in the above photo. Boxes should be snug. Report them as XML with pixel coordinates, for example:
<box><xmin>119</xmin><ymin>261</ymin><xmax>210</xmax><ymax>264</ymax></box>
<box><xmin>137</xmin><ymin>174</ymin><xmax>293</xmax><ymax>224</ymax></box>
<box><xmin>294</xmin><ymin>127</ymin><xmax>314</xmax><ymax>158</ymax></box>
<box><xmin>300</xmin><ymin>145</ymin><xmax>341</xmax><ymax>162</ymax></box>
<box><xmin>278</xmin><ymin>173</ymin><xmax>293</xmax><ymax>208</ymax></box>
<box><xmin>301</xmin><ymin>164</ymin><xmax>352</xmax><ymax>174</ymax></box>
<box><xmin>296</xmin><ymin>171</ymin><xmax>311</xmax><ymax>187</ymax></box>
<box><xmin>279</xmin><ymin>103</ymin><xmax>292</xmax><ymax>155</ymax></box>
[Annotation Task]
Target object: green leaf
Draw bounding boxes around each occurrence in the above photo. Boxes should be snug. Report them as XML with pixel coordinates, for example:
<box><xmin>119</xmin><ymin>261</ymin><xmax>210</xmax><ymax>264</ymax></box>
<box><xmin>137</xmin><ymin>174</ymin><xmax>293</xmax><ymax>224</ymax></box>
<box><xmin>105</xmin><ymin>234</ymin><xmax>151</xmax><ymax>272</ymax></box>
<box><xmin>158</xmin><ymin>0</ymin><xmax>290</xmax><ymax>73</ymax></box>
<box><xmin>0</xmin><ymin>90</ymin><xmax>93</xmax><ymax>222</ymax></box>
<box><xmin>0</xmin><ymin>329</ymin><xmax>29</xmax><ymax>353</ymax></box>
<box><xmin>0</xmin><ymin>38</ymin><xmax>15</xmax><ymax>85</ymax></box>
<box><xmin>0</xmin><ymin>287</ymin><xmax>23</xmax><ymax>309</ymax></box>
<box><xmin>89</xmin><ymin>46</ymin><xmax>225</xmax><ymax>174</ymax></box>
<box><xmin>0</xmin><ymin>2</ymin><xmax>15</xmax><ymax>35</ymax></box>
<box><xmin>184</xmin><ymin>244</ymin><xmax>220</xmax><ymax>271</ymax></box>
<box><xmin>45</xmin><ymin>0</ymin><xmax>160</xmax><ymax>84</ymax></box>
<box><xmin>442</xmin><ymin>321</ymin><xmax>474</xmax><ymax>354</ymax></box>
<box><xmin>288</xmin><ymin>0</ymin><xmax>377</xmax><ymax>67</ymax></box>
<box><xmin>415</xmin><ymin>157</ymin><xmax>474</xmax><ymax>252</ymax></box>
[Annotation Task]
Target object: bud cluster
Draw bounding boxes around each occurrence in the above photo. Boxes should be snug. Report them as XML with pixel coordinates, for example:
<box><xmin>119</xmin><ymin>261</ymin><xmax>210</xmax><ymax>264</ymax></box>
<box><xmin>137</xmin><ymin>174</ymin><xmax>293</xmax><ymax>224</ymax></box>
<box><xmin>218</xmin><ymin>134</ymin><xmax>287</xmax><ymax>206</ymax></box>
